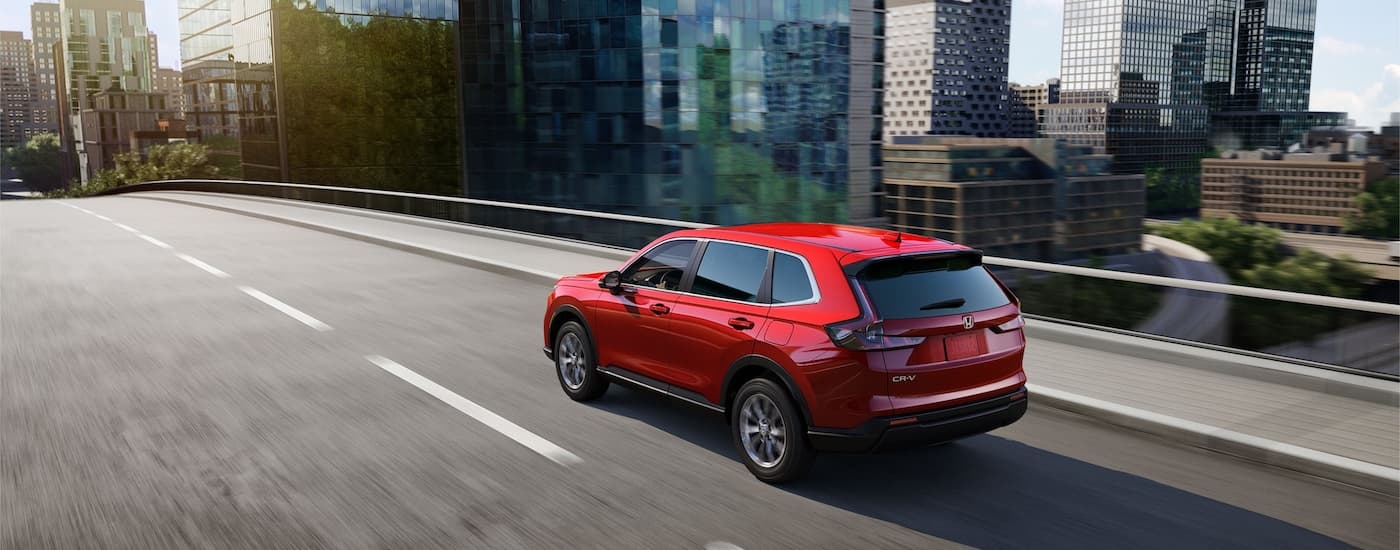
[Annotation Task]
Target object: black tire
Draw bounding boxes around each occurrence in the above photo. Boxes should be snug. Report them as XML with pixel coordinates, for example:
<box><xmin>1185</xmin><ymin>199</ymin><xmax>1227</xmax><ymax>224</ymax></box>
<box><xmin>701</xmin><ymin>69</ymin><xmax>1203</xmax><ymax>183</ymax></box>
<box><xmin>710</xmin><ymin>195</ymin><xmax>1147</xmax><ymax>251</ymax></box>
<box><xmin>554</xmin><ymin>321</ymin><xmax>609</xmax><ymax>401</ymax></box>
<box><xmin>730</xmin><ymin>378</ymin><xmax>815</xmax><ymax>483</ymax></box>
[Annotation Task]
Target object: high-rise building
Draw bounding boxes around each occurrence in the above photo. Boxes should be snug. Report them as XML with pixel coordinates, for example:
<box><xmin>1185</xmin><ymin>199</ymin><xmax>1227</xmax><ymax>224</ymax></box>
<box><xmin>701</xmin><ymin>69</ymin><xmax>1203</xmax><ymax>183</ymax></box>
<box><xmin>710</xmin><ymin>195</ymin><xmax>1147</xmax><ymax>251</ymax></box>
<box><xmin>883</xmin><ymin>0</ymin><xmax>1011</xmax><ymax>141</ymax></box>
<box><xmin>58</xmin><ymin>0</ymin><xmax>156</xmax><ymax>179</ymax></box>
<box><xmin>1009</xmin><ymin>78</ymin><xmax>1058</xmax><ymax>138</ymax></box>
<box><xmin>883</xmin><ymin>136</ymin><xmax>1144</xmax><ymax>261</ymax></box>
<box><xmin>146</xmin><ymin>32</ymin><xmax>158</xmax><ymax>82</ymax></box>
<box><xmin>30</xmin><ymin>3</ymin><xmax>61</xmax><ymax>133</ymax></box>
<box><xmin>154</xmin><ymin>67</ymin><xmax>183</xmax><ymax>117</ymax></box>
<box><xmin>461</xmin><ymin>0</ymin><xmax>887</xmax><ymax>243</ymax></box>
<box><xmin>2</xmin><ymin>31</ymin><xmax>43</xmax><ymax>177</ymax></box>
<box><xmin>181</xmin><ymin>0</ymin><xmax>460</xmax><ymax>189</ymax></box>
<box><xmin>177</xmin><ymin>0</ymin><xmax>238</xmax><ymax>171</ymax></box>
<box><xmin>1199</xmin><ymin>0</ymin><xmax>1343</xmax><ymax>149</ymax></box>
<box><xmin>1040</xmin><ymin>0</ymin><xmax>1211</xmax><ymax>174</ymax></box>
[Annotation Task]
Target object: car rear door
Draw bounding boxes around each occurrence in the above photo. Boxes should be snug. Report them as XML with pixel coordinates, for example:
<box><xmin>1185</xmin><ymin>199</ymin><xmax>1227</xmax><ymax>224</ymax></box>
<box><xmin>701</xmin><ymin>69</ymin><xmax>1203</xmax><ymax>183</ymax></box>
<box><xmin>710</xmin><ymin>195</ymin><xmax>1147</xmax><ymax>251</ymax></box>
<box><xmin>666</xmin><ymin>241</ymin><xmax>772</xmax><ymax>397</ymax></box>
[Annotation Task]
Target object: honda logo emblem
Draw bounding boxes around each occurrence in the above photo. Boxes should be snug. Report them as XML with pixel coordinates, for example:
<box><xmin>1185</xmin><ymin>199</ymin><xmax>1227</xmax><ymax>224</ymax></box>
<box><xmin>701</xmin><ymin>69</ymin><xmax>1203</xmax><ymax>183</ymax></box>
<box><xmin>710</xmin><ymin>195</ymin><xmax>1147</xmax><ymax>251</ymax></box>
<box><xmin>962</xmin><ymin>315</ymin><xmax>975</xmax><ymax>330</ymax></box>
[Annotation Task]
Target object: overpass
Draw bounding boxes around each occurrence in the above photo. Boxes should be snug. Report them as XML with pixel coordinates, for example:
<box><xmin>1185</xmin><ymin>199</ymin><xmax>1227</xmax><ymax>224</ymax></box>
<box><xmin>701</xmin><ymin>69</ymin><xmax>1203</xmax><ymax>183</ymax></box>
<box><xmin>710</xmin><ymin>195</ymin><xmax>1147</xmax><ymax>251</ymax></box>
<box><xmin>2</xmin><ymin>186</ymin><xmax>1398</xmax><ymax>549</ymax></box>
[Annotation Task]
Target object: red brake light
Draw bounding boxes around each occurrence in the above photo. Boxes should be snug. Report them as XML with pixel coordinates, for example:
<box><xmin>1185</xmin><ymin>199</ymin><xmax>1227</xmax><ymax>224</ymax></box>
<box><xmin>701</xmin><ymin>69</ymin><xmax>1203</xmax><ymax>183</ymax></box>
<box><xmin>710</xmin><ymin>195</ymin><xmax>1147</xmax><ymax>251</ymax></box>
<box><xmin>826</xmin><ymin>320</ymin><xmax>926</xmax><ymax>351</ymax></box>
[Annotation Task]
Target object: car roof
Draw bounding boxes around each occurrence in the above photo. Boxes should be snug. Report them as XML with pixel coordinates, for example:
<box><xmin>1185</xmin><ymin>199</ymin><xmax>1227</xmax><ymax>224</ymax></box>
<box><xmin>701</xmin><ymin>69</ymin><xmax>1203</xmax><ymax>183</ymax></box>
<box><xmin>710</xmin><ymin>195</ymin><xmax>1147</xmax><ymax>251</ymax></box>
<box><xmin>693</xmin><ymin>222</ymin><xmax>970</xmax><ymax>257</ymax></box>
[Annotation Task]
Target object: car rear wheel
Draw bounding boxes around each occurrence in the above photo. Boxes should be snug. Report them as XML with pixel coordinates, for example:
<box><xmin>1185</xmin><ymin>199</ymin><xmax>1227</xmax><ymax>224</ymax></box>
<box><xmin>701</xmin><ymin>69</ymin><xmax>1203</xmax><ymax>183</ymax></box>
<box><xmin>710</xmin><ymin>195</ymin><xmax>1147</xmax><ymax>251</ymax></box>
<box><xmin>731</xmin><ymin>378</ymin><xmax>814</xmax><ymax>483</ymax></box>
<box><xmin>555</xmin><ymin>321</ymin><xmax>608</xmax><ymax>401</ymax></box>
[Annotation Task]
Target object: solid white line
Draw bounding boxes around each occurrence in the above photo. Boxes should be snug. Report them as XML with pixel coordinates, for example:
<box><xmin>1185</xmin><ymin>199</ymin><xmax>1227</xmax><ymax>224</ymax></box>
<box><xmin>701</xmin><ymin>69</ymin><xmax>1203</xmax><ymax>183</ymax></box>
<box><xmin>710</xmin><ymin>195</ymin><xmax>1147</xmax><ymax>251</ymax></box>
<box><xmin>137</xmin><ymin>234</ymin><xmax>173</xmax><ymax>249</ymax></box>
<box><xmin>238</xmin><ymin>286</ymin><xmax>333</xmax><ymax>331</ymax></box>
<box><xmin>113</xmin><ymin>223</ymin><xmax>138</xmax><ymax>233</ymax></box>
<box><xmin>366</xmin><ymin>355</ymin><xmax>582</xmax><ymax>466</ymax></box>
<box><xmin>176</xmin><ymin>253</ymin><xmax>230</xmax><ymax>278</ymax></box>
<box><xmin>93</xmin><ymin>214</ymin><xmax>112</xmax><ymax>221</ymax></box>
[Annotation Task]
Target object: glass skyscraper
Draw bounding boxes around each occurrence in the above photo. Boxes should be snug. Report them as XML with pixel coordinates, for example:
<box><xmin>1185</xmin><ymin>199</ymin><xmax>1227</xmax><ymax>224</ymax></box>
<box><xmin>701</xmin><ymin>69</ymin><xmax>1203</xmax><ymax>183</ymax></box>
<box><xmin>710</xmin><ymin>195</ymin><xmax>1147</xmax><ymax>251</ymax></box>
<box><xmin>460</xmin><ymin>0</ymin><xmax>886</xmax><ymax>237</ymax></box>
<box><xmin>1040</xmin><ymin>0</ymin><xmax>1211</xmax><ymax>174</ymax></box>
<box><xmin>180</xmin><ymin>0</ymin><xmax>462</xmax><ymax>193</ymax></box>
<box><xmin>1200</xmin><ymin>0</ymin><xmax>1341</xmax><ymax>150</ymax></box>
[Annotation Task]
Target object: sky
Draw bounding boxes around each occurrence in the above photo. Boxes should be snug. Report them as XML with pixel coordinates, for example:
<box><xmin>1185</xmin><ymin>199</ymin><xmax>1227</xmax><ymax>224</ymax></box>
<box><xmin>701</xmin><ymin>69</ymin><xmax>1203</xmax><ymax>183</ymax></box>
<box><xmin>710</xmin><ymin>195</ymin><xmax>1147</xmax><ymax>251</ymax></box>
<box><xmin>2</xmin><ymin>0</ymin><xmax>1397</xmax><ymax>128</ymax></box>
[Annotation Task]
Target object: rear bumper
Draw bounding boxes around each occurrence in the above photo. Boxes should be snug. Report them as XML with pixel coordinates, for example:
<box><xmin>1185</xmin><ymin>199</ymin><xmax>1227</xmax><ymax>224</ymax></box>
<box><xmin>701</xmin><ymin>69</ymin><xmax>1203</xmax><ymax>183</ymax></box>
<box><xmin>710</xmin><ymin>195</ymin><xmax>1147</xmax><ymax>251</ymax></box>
<box><xmin>806</xmin><ymin>387</ymin><xmax>1028</xmax><ymax>453</ymax></box>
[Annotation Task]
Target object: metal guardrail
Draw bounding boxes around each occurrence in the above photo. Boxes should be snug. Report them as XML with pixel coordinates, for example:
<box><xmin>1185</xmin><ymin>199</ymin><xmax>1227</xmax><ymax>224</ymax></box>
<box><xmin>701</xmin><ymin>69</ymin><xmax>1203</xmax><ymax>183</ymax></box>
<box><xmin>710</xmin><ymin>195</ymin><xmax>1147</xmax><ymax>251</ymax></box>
<box><xmin>104</xmin><ymin>179</ymin><xmax>1400</xmax><ymax>317</ymax></box>
<box><xmin>98</xmin><ymin>179</ymin><xmax>1400</xmax><ymax>379</ymax></box>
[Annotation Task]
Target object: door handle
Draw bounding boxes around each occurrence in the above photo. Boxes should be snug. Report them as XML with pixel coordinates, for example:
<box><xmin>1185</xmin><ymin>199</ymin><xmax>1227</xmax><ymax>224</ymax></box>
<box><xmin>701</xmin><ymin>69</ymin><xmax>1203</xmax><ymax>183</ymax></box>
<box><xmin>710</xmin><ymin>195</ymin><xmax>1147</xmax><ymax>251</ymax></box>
<box><xmin>728</xmin><ymin>317</ymin><xmax>755</xmax><ymax>330</ymax></box>
<box><xmin>650</xmin><ymin>303</ymin><xmax>671</xmax><ymax>315</ymax></box>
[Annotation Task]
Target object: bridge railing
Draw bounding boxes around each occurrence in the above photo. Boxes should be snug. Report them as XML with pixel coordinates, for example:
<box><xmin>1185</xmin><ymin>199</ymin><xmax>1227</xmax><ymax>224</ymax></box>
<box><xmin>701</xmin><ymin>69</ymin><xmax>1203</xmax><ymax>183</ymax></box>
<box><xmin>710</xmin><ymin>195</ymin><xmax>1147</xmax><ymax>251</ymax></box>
<box><xmin>101</xmin><ymin>179</ymin><xmax>1400</xmax><ymax>379</ymax></box>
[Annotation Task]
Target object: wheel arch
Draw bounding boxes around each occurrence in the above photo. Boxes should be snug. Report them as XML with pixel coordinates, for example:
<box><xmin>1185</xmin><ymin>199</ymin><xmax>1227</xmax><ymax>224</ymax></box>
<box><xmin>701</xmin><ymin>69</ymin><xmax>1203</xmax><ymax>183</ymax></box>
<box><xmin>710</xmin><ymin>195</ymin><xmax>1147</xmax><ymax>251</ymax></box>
<box><xmin>548</xmin><ymin>304</ymin><xmax>596</xmax><ymax>361</ymax></box>
<box><xmin>721</xmin><ymin>355</ymin><xmax>813</xmax><ymax>426</ymax></box>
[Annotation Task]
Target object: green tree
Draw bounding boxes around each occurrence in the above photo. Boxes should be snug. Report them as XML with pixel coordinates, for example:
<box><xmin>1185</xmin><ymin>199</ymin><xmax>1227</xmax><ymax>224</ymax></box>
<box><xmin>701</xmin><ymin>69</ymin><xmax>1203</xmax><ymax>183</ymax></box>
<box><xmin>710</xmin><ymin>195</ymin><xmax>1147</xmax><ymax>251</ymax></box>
<box><xmin>48</xmin><ymin>143</ymin><xmax>221</xmax><ymax>197</ymax></box>
<box><xmin>4</xmin><ymin>133</ymin><xmax>65</xmax><ymax>192</ymax></box>
<box><xmin>1152</xmin><ymin>217</ymin><xmax>1283</xmax><ymax>276</ymax></box>
<box><xmin>1344</xmin><ymin>177</ymin><xmax>1399</xmax><ymax>239</ymax></box>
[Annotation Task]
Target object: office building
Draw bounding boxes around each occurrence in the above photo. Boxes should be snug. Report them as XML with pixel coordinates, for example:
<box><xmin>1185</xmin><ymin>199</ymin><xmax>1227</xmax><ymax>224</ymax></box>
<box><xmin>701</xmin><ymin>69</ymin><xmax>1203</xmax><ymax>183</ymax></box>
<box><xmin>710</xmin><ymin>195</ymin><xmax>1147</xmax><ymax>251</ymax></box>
<box><xmin>883</xmin><ymin>0</ymin><xmax>1011</xmax><ymax>140</ymax></box>
<box><xmin>2</xmin><ymin>31</ymin><xmax>42</xmax><ymax>179</ymax></box>
<box><xmin>78</xmin><ymin>89</ymin><xmax>177</xmax><ymax>173</ymax></box>
<box><xmin>180</xmin><ymin>0</ymin><xmax>461</xmax><ymax>190</ymax></box>
<box><xmin>1202</xmin><ymin>0</ymin><xmax>1343</xmax><ymax>149</ymax></box>
<box><xmin>884</xmin><ymin>136</ymin><xmax>1145</xmax><ymax>261</ymax></box>
<box><xmin>154</xmin><ymin>67</ymin><xmax>183</xmax><ymax>117</ymax></box>
<box><xmin>1201</xmin><ymin>148</ymin><xmax>1388</xmax><ymax>234</ymax></box>
<box><xmin>1040</xmin><ymin>0</ymin><xmax>1210</xmax><ymax>174</ymax></box>
<box><xmin>30</xmin><ymin>3</ymin><xmax>61</xmax><ymax>133</ymax></box>
<box><xmin>1009</xmin><ymin>78</ymin><xmax>1058</xmax><ymax>138</ymax></box>
<box><xmin>461</xmin><ymin>0</ymin><xmax>886</xmax><ymax>244</ymax></box>
<box><xmin>58</xmin><ymin>0</ymin><xmax>156</xmax><ymax>179</ymax></box>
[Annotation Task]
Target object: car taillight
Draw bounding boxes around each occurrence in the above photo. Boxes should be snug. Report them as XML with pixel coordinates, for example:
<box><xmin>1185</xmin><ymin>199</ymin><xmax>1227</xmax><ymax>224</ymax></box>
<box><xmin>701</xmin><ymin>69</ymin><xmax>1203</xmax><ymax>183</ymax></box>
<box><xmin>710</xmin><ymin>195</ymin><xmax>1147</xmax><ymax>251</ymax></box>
<box><xmin>990</xmin><ymin>315</ymin><xmax>1024</xmax><ymax>334</ymax></box>
<box><xmin>826</xmin><ymin>320</ymin><xmax>926</xmax><ymax>351</ymax></box>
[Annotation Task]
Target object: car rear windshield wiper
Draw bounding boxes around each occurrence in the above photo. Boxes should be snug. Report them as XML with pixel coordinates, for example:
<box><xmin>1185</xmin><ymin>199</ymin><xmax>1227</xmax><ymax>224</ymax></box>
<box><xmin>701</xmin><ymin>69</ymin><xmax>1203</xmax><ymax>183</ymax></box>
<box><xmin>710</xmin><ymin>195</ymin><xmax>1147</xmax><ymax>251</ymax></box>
<box><xmin>918</xmin><ymin>298</ymin><xmax>966</xmax><ymax>311</ymax></box>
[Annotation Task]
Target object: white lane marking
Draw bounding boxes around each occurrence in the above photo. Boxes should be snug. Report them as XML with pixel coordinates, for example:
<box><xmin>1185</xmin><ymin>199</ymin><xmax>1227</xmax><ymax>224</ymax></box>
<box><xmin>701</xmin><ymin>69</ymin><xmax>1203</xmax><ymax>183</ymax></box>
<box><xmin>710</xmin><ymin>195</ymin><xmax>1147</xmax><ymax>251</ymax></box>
<box><xmin>366</xmin><ymin>355</ymin><xmax>582</xmax><ymax>466</ymax></box>
<box><xmin>704</xmin><ymin>543</ymin><xmax>745</xmax><ymax>550</ymax></box>
<box><xmin>93</xmin><ymin>214</ymin><xmax>112</xmax><ymax>221</ymax></box>
<box><xmin>238</xmin><ymin>286</ymin><xmax>333</xmax><ymax>331</ymax></box>
<box><xmin>113</xmin><ymin>223</ymin><xmax>139</xmax><ymax>233</ymax></box>
<box><xmin>176</xmin><ymin>253</ymin><xmax>230</xmax><ymax>278</ymax></box>
<box><xmin>137</xmin><ymin>234</ymin><xmax>174</xmax><ymax>249</ymax></box>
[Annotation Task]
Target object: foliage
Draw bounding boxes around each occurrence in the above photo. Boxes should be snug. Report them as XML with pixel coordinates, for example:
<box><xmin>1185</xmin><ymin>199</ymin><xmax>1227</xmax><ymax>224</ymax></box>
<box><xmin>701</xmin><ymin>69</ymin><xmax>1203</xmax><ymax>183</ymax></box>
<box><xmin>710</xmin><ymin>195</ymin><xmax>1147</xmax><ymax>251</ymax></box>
<box><xmin>1151</xmin><ymin>217</ymin><xmax>1283</xmax><ymax>276</ymax></box>
<box><xmin>275</xmin><ymin>0</ymin><xmax>461</xmax><ymax>195</ymax></box>
<box><xmin>1143</xmin><ymin>148</ymin><xmax>1219</xmax><ymax>216</ymax></box>
<box><xmin>1149</xmin><ymin>217</ymin><xmax>1377</xmax><ymax>350</ymax></box>
<box><xmin>46</xmin><ymin>143</ymin><xmax>221</xmax><ymax>198</ymax></box>
<box><xmin>1344</xmin><ymin>177</ymin><xmax>1399</xmax><ymax>239</ymax></box>
<box><xmin>4</xmin><ymin>133</ymin><xmax>65</xmax><ymax>192</ymax></box>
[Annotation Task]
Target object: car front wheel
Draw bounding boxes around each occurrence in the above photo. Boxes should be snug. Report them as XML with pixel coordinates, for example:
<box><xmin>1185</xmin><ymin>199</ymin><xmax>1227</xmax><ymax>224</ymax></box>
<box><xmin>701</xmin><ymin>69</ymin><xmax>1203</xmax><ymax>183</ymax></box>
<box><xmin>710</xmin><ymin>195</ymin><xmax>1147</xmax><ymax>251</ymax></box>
<box><xmin>555</xmin><ymin>321</ymin><xmax>608</xmax><ymax>401</ymax></box>
<box><xmin>731</xmin><ymin>378</ymin><xmax>815</xmax><ymax>483</ymax></box>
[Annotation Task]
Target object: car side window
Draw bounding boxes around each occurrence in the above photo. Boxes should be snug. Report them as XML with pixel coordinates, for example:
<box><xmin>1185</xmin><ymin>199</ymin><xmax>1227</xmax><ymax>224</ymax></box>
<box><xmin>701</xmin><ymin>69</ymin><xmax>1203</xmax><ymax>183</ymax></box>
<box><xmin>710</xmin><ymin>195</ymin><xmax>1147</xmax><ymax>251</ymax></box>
<box><xmin>690</xmin><ymin>241</ymin><xmax>769</xmax><ymax>302</ymax></box>
<box><xmin>621</xmin><ymin>240</ymin><xmax>696</xmax><ymax>290</ymax></box>
<box><xmin>771</xmin><ymin>253</ymin><xmax>815</xmax><ymax>304</ymax></box>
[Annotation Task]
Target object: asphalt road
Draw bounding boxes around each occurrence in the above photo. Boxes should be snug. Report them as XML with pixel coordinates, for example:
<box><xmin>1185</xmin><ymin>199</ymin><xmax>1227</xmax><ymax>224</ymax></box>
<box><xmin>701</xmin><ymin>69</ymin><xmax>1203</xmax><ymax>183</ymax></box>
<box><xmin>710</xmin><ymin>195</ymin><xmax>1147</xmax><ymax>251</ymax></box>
<box><xmin>3</xmin><ymin>196</ymin><xmax>1397</xmax><ymax>550</ymax></box>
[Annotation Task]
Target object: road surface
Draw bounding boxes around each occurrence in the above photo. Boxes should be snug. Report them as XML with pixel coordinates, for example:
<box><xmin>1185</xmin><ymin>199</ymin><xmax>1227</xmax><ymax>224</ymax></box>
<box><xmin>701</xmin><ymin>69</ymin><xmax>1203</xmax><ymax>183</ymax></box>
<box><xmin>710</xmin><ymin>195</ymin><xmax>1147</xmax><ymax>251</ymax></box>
<box><xmin>4</xmin><ymin>196</ymin><xmax>1396</xmax><ymax>549</ymax></box>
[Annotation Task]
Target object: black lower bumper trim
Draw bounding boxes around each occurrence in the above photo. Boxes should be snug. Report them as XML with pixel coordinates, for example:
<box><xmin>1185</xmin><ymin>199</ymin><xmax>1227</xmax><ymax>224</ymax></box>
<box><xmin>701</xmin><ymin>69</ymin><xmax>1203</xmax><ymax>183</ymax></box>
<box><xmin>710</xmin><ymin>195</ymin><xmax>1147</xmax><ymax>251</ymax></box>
<box><xmin>807</xmin><ymin>388</ymin><xmax>1029</xmax><ymax>453</ymax></box>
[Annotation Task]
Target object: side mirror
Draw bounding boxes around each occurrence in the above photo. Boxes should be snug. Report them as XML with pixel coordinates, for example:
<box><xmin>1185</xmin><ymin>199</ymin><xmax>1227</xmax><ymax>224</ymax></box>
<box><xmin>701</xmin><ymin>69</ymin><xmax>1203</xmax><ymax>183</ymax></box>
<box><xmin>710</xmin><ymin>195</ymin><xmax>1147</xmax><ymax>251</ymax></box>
<box><xmin>599</xmin><ymin>271</ymin><xmax>623</xmax><ymax>293</ymax></box>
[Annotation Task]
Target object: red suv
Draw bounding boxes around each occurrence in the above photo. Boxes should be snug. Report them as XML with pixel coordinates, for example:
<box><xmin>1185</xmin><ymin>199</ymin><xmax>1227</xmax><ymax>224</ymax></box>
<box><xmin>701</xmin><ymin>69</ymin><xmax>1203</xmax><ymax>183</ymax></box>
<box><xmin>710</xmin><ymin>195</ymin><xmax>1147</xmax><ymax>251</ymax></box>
<box><xmin>542</xmin><ymin>223</ymin><xmax>1028</xmax><ymax>482</ymax></box>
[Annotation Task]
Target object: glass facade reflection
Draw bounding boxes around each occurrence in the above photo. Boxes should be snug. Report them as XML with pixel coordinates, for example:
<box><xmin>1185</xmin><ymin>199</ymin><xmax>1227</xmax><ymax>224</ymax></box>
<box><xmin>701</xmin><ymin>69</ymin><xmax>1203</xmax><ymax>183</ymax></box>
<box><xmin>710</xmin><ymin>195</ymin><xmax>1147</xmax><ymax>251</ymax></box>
<box><xmin>461</xmin><ymin>0</ymin><xmax>884</xmax><ymax>234</ymax></box>
<box><xmin>1199</xmin><ymin>0</ymin><xmax>1331</xmax><ymax>149</ymax></box>
<box><xmin>181</xmin><ymin>0</ymin><xmax>462</xmax><ymax>192</ymax></box>
<box><xmin>1041</xmin><ymin>0</ymin><xmax>1210</xmax><ymax>174</ymax></box>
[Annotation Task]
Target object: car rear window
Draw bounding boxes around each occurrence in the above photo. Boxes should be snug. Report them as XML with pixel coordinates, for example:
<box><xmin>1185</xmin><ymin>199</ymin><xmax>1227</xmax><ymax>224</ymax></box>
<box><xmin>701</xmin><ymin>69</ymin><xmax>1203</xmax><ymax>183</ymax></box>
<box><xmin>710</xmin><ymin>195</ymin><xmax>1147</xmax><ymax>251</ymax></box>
<box><xmin>858</xmin><ymin>254</ymin><xmax>1011</xmax><ymax>320</ymax></box>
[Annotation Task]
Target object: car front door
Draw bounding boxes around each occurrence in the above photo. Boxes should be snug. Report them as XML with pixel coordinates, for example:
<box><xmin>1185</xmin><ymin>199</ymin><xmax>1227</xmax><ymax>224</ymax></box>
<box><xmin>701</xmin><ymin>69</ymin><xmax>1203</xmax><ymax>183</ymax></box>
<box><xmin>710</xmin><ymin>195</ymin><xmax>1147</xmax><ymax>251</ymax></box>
<box><xmin>591</xmin><ymin>239</ymin><xmax>698</xmax><ymax>382</ymax></box>
<box><xmin>666</xmin><ymin>241</ymin><xmax>772</xmax><ymax>399</ymax></box>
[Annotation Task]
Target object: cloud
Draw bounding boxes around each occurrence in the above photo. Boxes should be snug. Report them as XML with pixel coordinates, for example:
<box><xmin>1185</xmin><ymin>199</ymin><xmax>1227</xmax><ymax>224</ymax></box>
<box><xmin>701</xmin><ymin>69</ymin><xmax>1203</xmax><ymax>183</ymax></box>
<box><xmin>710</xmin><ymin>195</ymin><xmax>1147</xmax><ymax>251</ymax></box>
<box><xmin>1315</xmin><ymin>35</ymin><xmax>1370</xmax><ymax>57</ymax></box>
<box><xmin>1312</xmin><ymin>64</ymin><xmax>1400</xmax><ymax>128</ymax></box>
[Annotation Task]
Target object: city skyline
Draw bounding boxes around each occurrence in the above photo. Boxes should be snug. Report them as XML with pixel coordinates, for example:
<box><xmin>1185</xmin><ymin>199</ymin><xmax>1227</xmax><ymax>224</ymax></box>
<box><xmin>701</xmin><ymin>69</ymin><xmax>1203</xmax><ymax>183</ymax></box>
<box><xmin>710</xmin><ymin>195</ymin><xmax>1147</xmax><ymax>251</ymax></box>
<box><xmin>2</xmin><ymin>0</ymin><xmax>1396</xmax><ymax>127</ymax></box>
